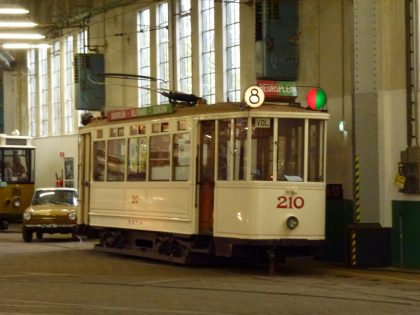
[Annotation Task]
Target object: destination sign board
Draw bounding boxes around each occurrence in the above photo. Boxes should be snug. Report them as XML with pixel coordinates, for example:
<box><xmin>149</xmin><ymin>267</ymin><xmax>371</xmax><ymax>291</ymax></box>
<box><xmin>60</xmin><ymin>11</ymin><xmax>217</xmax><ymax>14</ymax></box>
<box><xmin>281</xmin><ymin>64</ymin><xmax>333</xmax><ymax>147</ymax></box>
<box><xmin>257</xmin><ymin>80</ymin><xmax>297</xmax><ymax>100</ymax></box>
<box><xmin>107</xmin><ymin>104</ymin><xmax>173</xmax><ymax>121</ymax></box>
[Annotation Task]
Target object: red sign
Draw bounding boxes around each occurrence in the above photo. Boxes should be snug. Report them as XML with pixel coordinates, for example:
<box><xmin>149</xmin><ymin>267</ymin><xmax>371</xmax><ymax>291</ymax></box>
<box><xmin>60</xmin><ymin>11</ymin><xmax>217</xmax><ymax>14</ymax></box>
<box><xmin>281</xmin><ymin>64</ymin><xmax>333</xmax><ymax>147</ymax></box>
<box><xmin>257</xmin><ymin>80</ymin><xmax>297</xmax><ymax>100</ymax></box>
<box><xmin>59</xmin><ymin>152</ymin><xmax>64</xmax><ymax>158</ymax></box>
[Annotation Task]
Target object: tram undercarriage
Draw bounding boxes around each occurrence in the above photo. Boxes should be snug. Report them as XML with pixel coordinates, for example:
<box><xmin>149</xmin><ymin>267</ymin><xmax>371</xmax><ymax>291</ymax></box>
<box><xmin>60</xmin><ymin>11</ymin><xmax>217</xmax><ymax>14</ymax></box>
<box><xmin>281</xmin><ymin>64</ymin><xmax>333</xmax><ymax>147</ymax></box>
<box><xmin>94</xmin><ymin>228</ymin><xmax>324</xmax><ymax>267</ymax></box>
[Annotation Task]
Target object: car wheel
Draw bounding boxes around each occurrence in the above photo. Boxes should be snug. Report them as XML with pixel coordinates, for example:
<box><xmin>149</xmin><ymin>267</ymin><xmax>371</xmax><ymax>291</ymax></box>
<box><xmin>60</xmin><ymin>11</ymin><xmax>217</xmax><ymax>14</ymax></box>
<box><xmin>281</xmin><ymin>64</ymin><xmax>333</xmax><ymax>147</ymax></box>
<box><xmin>22</xmin><ymin>227</ymin><xmax>33</xmax><ymax>243</ymax></box>
<box><xmin>36</xmin><ymin>231</ymin><xmax>43</xmax><ymax>240</ymax></box>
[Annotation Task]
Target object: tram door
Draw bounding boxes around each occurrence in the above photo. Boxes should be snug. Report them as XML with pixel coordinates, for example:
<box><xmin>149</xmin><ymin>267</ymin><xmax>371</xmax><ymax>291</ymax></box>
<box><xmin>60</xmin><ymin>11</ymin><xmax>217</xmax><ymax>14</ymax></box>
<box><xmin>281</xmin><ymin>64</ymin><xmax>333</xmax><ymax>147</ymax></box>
<box><xmin>198</xmin><ymin>121</ymin><xmax>215</xmax><ymax>235</ymax></box>
<box><xmin>78</xmin><ymin>133</ymin><xmax>91</xmax><ymax>225</ymax></box>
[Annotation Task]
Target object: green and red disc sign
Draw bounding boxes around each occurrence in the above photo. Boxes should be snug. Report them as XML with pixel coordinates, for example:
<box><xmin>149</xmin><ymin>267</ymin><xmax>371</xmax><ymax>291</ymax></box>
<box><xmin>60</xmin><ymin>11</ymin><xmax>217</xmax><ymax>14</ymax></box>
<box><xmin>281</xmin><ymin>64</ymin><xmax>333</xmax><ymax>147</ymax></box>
<box><xmin>306</xmin><ymin>88</ymin><xmax>327</xmax><ymax>110</ymax></box>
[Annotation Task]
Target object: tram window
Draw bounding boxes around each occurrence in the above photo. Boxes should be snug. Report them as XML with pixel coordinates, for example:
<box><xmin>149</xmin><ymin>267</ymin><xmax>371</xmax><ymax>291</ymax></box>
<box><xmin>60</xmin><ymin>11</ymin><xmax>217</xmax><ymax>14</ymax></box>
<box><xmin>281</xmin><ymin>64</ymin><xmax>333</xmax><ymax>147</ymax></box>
<box><xmin>130</xmin><ymin>126</ymin><xmax>138</xmax><ymax>135</ymax></box>
<box><xmin>217</xmin><ymin>119</ymin><xmax>231</xmax><ymax>180</ymax></box>
<box><xmin>161</xmin><ymin>122</ymin><xmax>169</xmax><ymax>132</ymax></box>
<box><xmin>107</xmin><ymin>127</ymin><xmax>124</xmax><ymax>137</ymax></box>
<box><xmin>234</xmin><ymin>118</ymin><xmax>247</xmax><ymax>180</ymax></box>
<box><xmin>173</xmin><ymin>133</ymin><xmax>191</xmax><ymax>181</ymax></box>
<box><xmin>149</xmin><ymin>135</ymin><xmax>170</xmax><ymax>180</ymax></box>
<box><xmin>251</xmin><ymin>118</ymin><xmax>273</xmax><ymax>180</ymax></box>
<box><xmin>93</xmin><ymin>141</ymin><xmax>105</xmax><ymax>181</ymax></box>
<box><xmin>1</xmin><ymin>149</ymin><xmax>33</xmax><ymax>183</ymax></box>
<box><xmin>97</xmin><ymin>130</ymin><xmax>103</xmax><ymax>139</ymax></box>
<box><xmin>131</xmin><ymin>124</ymin><xmax>146</xmax><ymax>135</ymax></box>
<box><xmin>152</xmin><ymin>123</ymin><xmax>160</xmax><ymax>133</ymax></box>
<box><xmin>178</xmin><ymin>120</ymin><xmax>187</xmax><ymax>131</ymax></box>
<box><xmin>277</xmin><ymin>118</ymin><xmax>304</xmax><ymax>181</ymax></box>
<box><xmin>308</xmin><ymin>120</ymin><xmax>324</xmax><ymax>182</ymax></box>
<box><xmin>107</xmin><ymin>139</ymin><xmax>126</xmax><ymax>181</ymax></box>
<box><xmin>110</xmin><ymin>128</ymin><xmax>118</xmax><ymax>137</ymax></box>
<box><xmin>127</xmin><ymin>137</ymin><xmax>147</xmax><ymax>181</ymax></box>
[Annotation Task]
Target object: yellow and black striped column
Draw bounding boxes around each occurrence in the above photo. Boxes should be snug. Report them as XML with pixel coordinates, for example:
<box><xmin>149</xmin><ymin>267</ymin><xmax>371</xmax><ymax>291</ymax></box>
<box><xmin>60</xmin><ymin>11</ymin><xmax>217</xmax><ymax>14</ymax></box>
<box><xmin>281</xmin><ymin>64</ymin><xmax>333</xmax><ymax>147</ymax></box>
<box><xmin>354</xmin><ymin>155</ymin><xmax>361</xmax><ymax>223</ymax></box>
<box><xmin>351</xmin><ymin>155</ymin><xmax>361</xmax><ymax>266</ymax></box>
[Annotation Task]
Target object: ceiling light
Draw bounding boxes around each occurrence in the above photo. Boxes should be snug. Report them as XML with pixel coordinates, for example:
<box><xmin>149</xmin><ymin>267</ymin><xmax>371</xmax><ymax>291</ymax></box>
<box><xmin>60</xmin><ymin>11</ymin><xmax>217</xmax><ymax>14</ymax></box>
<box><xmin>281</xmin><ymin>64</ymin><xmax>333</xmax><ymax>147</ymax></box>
<box><xmin>0</xmin><ymin>8</ymin><xmax>29</xmax><ymax>14</ymax></box>
<box><xmin>0</xmin><ymin>21</ymin><xmax>37</xmax><ymax>28</ymax></box>
<box><xmin>2</xmin><ymin>43</ymin><xmax>51</xmax><ymax>49</ymax></box>
<box><xmin>0</xmin><ymin>33</ymin><xmax>45</xmax><ymax>39</ymax></box>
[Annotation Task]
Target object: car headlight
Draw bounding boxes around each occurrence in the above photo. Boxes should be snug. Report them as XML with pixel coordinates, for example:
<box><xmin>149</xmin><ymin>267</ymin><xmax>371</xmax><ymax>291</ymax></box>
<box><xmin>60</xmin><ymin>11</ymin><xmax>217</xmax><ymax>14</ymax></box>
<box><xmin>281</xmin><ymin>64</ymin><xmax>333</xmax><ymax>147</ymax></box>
<box><xmin>68</xmin><ymin>212</ymin><xmax>77</xmax><ymax>220</ymax></box>
<box><xmin>23</xmin><ymin>211</ymin><xmax>32</xmax><ymax>221</ymax></box>
<box><xmin>13</xmin><ymin>197</ymin><xmax>21</xmax><ymax>208</ymax></box>
<box><xmin>286</xmin><ymin>216</ymin><xmax>299</xmax><ymax>230</ymax></box>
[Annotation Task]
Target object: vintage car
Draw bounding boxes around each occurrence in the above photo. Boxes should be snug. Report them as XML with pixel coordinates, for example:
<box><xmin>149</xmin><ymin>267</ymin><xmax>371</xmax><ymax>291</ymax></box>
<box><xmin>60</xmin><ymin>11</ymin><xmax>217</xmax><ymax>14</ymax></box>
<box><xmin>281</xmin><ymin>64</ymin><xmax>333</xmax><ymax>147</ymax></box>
<box><xmin>22</xmin><ymin>187</ymin><xmax>78</xmax><ymax>242</ymax></box>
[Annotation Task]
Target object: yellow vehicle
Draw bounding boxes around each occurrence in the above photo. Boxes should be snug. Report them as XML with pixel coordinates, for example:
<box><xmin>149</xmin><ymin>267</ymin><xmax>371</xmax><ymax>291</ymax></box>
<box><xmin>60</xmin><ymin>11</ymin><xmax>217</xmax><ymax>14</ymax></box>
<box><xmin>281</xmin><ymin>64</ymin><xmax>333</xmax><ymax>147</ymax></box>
<box><xmin>22</xmin><ymin>188</ymin><xmax>78</xmax><ymax>242</ymax></box>
<box><xmin>0</xmin><ymin>133</ymin><xmax>35</xmax><ymax>230</ymax></box>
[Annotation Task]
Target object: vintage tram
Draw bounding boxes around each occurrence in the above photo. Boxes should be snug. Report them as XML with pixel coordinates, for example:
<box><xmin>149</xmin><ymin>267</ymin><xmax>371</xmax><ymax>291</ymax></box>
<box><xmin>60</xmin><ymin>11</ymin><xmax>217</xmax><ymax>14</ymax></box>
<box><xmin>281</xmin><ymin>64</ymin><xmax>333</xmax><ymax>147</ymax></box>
<box><xmin>78</xmin><ymin>100</ymin><xmax>329</xmax><ymax>265</ymax></box>
<box><xmin>0</xmin><ymin>133</ymin><xmax>35</xmax><ymax>230</ymax></box>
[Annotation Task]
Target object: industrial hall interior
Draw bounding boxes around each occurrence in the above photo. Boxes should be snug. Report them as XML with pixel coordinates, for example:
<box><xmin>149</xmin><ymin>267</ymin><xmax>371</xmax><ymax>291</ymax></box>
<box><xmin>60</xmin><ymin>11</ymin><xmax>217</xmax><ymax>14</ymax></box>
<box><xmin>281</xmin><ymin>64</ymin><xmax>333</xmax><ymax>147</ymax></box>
<box><xmin>0</xmin><ymin>0</ymin><xmax>419</xmax><ymax>268</ymax></box>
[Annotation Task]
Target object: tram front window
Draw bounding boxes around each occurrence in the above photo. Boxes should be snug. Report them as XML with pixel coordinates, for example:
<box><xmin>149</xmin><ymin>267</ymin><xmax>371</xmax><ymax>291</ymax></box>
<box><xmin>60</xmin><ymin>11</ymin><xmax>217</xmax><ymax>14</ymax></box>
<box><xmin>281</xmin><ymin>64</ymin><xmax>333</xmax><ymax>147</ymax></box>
<box><xmin>1</xmin><ymin>149</ymin><xmax>34</xmax><ymax>183</ymax></box>
<box><xmin>234</xmin><ymin>118</ymin><xmax>247</xmax><ymax>180</ymax></box>
<box><xmin>217</xmin><ymin>119</ymin><xmax>231</xmax><ymax>180</ymax></box>
<box><xmin>251</xmin><ymin>118</ymin><xmax>273</xmax><ymax>180</ymax></box>
<box><xmin>277</xmin><ymin>118</ymin><xmax>304</xmax><ymax>181</ymax></box>
<box><xmin>308</xmin><ymin>120</ymin><xmax>324</xmax><ymax>182</ymax></box>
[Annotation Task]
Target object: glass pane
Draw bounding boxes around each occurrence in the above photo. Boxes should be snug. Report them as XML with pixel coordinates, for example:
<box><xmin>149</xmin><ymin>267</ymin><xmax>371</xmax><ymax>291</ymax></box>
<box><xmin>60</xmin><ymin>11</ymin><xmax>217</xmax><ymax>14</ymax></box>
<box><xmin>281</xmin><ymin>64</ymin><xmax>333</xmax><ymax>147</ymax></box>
<box><xmin>277</xmin><ymin>119</ymin><xmax>304</xmax><ymax>181</ymax></box>
<box><xmin>149</xmin><ymin>135</ymin><xmax>170</xmax><ymax>180</ymax></box>
<box><xmin>107</xmin><ymin>139</ymin><xmax>126</xmax><ymax>181</ymax></box>
<box><xmin>2</xmin><ymin>149</ymin><xmax>34</xmax><ymax>183</ymax></box>
<box><xmin>218</xmin><ymin>119</ymin><xmax>231</xmax><ymax>180</ymax></box>
<box><xmin>173</xmin><ymin>133</ymin><xmax>191</xmax><ymax>181</ymax></box>
<box><xmin>127</xmin><ymin>137</ymin><xmax>147</xmax><ymax>181</ymax></box>
<box><xmin>93</xmin><ymin>141</ymin><xmax>105</xmax><ymax>181</ymax></box>
<box><xmin>251</xmin><ymin>118</ymin><xmax>273</xmax><ymax>180</ymax></box>
<box><xmin>308</xmin><ymin>120</ymin><xmax>324</xmax><ymax>182</ymax></box>
<box><xmin>234</xmin><ymin>118</ymin><xmax>247</xmax><ymax>180</ymax></box>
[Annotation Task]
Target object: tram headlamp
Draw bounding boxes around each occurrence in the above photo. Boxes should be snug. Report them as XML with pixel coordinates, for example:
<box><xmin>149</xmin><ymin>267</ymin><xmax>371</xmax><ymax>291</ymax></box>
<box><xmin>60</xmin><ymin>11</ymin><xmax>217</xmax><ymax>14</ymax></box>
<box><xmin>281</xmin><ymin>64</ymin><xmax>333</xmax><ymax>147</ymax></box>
<box><xmin>286</xmin><ymin>216</ymin><xmax>299</xmax><ymax>230</ymax></box>
<box><xmin>68</xmin><ymin>212</ymin><xmax>77</xmax><ymax>220</ymax></box>
<box><xmin>13</xmin><ymin>197</ymin><xmax>21</xmax><ymax>208</ymax></box>
<box><xmin>23</xmin><ymin>211</ymin><xmax>31</xmax><ymax>221</ymax></box>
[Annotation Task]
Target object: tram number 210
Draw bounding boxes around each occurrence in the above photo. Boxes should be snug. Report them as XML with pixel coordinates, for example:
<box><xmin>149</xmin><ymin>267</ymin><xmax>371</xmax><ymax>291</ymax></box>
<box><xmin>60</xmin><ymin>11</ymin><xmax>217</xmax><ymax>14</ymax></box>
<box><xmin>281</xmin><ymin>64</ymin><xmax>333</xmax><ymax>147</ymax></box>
<box><xmin>277</xmin><ymin>195</ymin><xmax>305</xmax><ymax>209</ymax></box>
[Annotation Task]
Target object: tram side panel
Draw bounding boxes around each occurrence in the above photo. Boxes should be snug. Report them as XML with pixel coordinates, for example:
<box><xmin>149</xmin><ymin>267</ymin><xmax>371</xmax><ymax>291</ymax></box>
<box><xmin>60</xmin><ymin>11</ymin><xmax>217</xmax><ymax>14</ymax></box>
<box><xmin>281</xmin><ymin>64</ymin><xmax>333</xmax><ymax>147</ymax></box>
<box><xmin>88</xmin><ymin>182</ymin><xmax>196</xmax><ymax>235</ymax></box>
<box><xmin>214</xmin><ymin>184</ymin><xmax>325</xmax><ymax>240</ymax></box>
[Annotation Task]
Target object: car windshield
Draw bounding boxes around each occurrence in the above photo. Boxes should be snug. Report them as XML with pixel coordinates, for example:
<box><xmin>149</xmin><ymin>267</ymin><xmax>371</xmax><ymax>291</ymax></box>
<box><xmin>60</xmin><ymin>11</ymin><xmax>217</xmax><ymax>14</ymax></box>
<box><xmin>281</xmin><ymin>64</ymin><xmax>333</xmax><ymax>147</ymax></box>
<box><xmin>32</xmin><ymin>190</ymin><xmax>78</xmax><ymax>206</ymax></box>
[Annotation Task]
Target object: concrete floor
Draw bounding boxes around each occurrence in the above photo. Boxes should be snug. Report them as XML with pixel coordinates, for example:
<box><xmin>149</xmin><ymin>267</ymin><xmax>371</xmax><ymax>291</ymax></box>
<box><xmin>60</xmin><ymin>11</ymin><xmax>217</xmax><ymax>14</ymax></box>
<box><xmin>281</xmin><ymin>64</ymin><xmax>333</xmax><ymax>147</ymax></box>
<box><xmin>0</xmin><ymin>224</ymin><xmax>419</xmax><ymax>314</ymax></box>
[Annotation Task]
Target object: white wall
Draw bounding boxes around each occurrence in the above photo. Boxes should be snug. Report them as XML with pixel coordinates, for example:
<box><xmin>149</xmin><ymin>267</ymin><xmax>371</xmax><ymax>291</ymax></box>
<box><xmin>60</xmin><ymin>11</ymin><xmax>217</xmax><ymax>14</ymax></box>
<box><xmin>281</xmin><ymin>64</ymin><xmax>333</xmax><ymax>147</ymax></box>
<box><xmin>33</xmin><ymin>135</ymin><xmax>78</xmax><ymax>189</ymax></box>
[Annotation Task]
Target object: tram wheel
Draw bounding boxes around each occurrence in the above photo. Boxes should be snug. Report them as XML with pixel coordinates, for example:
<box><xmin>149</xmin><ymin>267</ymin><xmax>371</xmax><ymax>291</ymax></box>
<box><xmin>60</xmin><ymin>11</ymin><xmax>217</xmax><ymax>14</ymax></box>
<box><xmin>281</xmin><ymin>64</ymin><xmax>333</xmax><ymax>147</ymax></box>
<box><xmin>22</xmin><ymin>227</ymin><xmax>33</xmax><ymax>243</ymax></box>
<box><xmin>36</xmin><ymin>231</ymin><xmax>43</xmax><ymax>240</ymax></box>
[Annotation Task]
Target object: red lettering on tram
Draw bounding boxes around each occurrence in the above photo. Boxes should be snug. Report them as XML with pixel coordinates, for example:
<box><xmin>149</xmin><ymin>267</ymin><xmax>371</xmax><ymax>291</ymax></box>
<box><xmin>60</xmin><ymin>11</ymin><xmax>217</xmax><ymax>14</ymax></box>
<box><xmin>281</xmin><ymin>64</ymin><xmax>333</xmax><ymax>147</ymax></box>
<box><xmin>277</xmin><ymin>196</ymin><xmax>305</xmax><ymax>209</ymax></box>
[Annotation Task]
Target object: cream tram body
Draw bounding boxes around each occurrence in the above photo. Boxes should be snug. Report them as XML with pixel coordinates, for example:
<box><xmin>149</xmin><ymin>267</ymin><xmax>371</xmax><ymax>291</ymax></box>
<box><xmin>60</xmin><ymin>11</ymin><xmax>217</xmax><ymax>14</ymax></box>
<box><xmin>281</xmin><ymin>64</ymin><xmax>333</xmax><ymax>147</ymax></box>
<box><xmin>78</xmin><ymin>103</ymin><xmax>329</xmax><ymax>261</ymax></box>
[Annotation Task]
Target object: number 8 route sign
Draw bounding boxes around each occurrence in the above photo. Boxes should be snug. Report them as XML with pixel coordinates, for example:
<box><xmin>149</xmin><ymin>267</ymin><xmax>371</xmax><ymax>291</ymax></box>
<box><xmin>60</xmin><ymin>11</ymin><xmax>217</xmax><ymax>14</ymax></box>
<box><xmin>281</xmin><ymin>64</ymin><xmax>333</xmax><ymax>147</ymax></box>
<box><xmin>244</xmin><ymin>85</ymin><xmax>265</xmax><ymax>108</ymax></box>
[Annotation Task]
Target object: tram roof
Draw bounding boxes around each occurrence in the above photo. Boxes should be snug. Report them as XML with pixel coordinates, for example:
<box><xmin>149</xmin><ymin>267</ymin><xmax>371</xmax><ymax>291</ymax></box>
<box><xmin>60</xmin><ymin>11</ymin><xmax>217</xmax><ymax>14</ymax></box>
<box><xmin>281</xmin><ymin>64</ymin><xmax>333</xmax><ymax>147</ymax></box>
<box><xmin>82</xmin><ymin>102</ymin><xmax>329</xmax><ymax>128</ymax></box>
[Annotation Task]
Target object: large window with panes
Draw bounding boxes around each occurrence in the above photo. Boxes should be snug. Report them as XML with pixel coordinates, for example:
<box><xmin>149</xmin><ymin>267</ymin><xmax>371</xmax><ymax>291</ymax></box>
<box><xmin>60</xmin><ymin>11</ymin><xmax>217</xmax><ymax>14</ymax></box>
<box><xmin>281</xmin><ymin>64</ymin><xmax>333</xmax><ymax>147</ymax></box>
<box><xmin>27</xmin><ymin>49</ymin><xmax>37</xmax><ymax>137</ymax></box>
<box><xmin>224</xmin><ymin>1</ymin><xmax>241</xmax><ymax>102</ymax></box>
<box><xmin>51</xmin><ymin>41</ymin><xmax>61</xmax><ymax>135</ymax></box>
<box><xmin>157</xmin><ymin>2</ymin><xmax>170</xmax><ymax>104</ymax></box>
<box><xmin>39</xmin><ymin>48</ymin><xmax>49</xmax><ymax>137</ymax></box>
<box><xmin>200</xmin><ymin>0</ymin><xmax>215</xmax><ymax>104</ymax></box>
<box><xmin>137</xmin><ymin>8</ymin><xmax>151</xmax><ymax>107</ymax></box>
<box><xmin>178</xmin><ymin>0</ymin><xmax>192</xmax><ymax>94</ymax></box>
<box><xmin>64</xmin><ymin>35</ymin><xmax>74</xmax><ymax>134</ymax></box>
